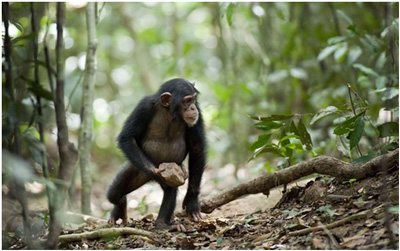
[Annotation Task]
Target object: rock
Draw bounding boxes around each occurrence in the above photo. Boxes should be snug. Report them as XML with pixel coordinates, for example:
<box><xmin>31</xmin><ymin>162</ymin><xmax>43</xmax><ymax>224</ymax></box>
<box><xmin>159</xmin><ymin>162</ymin><xmax>186</xmax><ymax>187</ymax></box>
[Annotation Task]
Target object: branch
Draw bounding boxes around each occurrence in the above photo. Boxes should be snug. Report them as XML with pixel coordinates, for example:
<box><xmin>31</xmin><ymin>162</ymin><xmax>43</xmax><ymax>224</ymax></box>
<box><xmin>199</xmin><ymin>149</ymin><xmax>398</xmax><ymax>214</ymax></box>
<box><xmin>58</xmin><ymin>227</ymin><xmax>156</xmax><ymax>243</ymax></box>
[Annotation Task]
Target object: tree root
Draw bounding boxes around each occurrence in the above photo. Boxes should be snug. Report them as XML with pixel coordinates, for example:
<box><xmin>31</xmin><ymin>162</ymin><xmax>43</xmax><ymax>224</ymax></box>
<box><xmin>58</xmin><ymin>227</ymin><xmax>156</xmax><ymax>243</ymax></box>
<box><xmin>200</xmin><ymin>149</ymin><xmax>398</xmax><ymax>214</ymax></box>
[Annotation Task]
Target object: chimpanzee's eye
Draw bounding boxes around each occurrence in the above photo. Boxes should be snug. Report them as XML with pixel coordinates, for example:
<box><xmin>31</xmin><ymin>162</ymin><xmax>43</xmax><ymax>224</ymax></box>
<box><xmin>182</xmin><ymin>98</ymin><xmax>191</xmax><ymax>108</ymax></box>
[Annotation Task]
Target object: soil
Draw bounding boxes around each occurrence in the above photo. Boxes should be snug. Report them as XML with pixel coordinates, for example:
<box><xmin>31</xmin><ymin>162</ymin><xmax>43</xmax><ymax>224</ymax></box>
<box><xmin>3</xmin><ymin>165</ymin><xmax>399</xmax><ymax>250</ymax></box>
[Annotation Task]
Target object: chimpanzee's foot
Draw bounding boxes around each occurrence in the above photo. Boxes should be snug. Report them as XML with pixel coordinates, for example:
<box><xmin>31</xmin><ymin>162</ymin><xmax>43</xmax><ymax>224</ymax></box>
<box><xmin>155</xmin><ymin>220</ymin><xmax>186</xmax><ymax>232</ymax></box>
<box><xmin>108</xmin><ymin>205</ymin><xmax>127</xmax><ymax>224</ymax></box>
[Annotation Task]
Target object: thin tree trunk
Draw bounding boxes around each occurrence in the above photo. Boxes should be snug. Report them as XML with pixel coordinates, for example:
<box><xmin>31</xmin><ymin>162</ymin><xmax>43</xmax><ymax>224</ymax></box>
<box><xmin>78</xmin><ymin>2</ymin><xmax>97</xmax><ymax>215</ymax></box>
<box><xmin>2</xmin><ymin>2</ymin><xmax>20</xmax><ymax>153</ymax></box>
<box><xmin>30</xmin><ymin>1</ymin><xmax>51</xmax><ymax>201</ymax></box>
<box><xmin>46</xmin><ymin>3</ymin><xmax>78</xmax><ymax>249</ymax></box>
<box><xmin>3</xmin><ymin>3</ymin><xmax>35</xmax><ymax>248</ymax></box>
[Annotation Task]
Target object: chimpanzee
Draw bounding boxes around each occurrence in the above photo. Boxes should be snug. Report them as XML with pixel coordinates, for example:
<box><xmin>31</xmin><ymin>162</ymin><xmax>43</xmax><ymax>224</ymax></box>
<box><xmin>106</xmin><ymin>78</ymin><xmax>206</xmax><ymax>232</ymax></box>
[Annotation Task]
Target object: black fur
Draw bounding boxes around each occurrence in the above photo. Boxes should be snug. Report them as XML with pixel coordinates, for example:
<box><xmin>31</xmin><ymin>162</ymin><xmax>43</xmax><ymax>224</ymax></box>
<box><xmin>107</xmin><ymin>78</ymin><xmax>206</xmax><ymax>229</ymax></box>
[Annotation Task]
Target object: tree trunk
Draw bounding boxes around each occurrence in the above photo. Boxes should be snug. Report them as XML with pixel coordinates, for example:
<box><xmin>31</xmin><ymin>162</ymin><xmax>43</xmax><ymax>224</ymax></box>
<box><xmin>2</xmin><ymin>3</ymin><xmax>34</xmax><ymax>248</ymax></box>
<box><xmin>46</xmin><ymin>3</ymin><xmax>78</xmax><ymax>249</ymax></box>
<box><xmin>78</xmin><ymin>2</ymin><xmax>97</xmax><ymax>215</ymax></box>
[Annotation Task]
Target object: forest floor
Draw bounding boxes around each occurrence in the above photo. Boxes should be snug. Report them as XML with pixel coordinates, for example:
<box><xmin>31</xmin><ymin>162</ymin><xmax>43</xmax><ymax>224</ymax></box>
<box><xmin>3</xmin><ymin>162</ymin><xmax>399</xmax><ymax>250</ymax></box>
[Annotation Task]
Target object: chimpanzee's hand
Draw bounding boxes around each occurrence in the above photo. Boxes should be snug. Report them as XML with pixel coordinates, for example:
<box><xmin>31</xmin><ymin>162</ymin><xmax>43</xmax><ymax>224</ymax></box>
<box><xmin>182</xmin><ymin>194</ymin><xmax>202</xmax><ymax>222</ymax></box>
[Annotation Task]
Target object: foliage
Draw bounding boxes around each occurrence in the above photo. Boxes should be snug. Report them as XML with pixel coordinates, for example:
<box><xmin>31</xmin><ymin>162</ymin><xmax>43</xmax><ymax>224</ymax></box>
<box><xmin>249</xmin><ymin>114</ymin><xmax>314</xmax><ymax>169</ymax></box>
<box><xmin>249</xmin><ymin>2</ymin><xmax>399</xmax><ymax>169</ymax></box>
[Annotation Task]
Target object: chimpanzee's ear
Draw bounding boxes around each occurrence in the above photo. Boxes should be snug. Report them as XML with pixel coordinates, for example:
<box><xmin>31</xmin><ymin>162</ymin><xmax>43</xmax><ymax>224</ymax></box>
<box><xmin>160</xmin><ymin>92</ymin><xmax>172</xmax><ymax>107</ymax></box>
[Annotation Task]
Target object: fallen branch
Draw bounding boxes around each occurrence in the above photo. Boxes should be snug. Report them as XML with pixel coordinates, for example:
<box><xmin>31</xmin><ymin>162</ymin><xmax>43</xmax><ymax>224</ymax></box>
<box><xmin>200</xmin><ymin>149</ymin><xmax>398</xmax><ymax>214</ymax></box>
<box><xmin>58</xmin><ymin>227</ymin><xmax>155</xmax><ymax>243</ymax></box>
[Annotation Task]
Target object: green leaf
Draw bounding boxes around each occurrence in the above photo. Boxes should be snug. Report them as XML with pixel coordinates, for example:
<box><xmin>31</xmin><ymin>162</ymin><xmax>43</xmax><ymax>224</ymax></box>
<box><xmin>337</xmin><ymin>10</ymin><xmax>353</xmax><ymax>26</ymax></box>
<box><xmin>10</xmin><ymin>19</ymin><xmax>24</xmax><ymax>33</ymax></box>
<box><xmin>377</xmin><ymin>122</ymin><xmax>399</xmax><ymax>137</ymax></box>
<box><xmin>28</xmin><ymin>86</ymin><xmax>53</xmax><ymax>101</ymax></box>
<box><xmin>334</xmin><ymin>44</ymin><xmax>348</xmax><ymax>63</ymax></box>
<box><xmin>382</xmin><ymin>142</ymin><xmax>399</xmax><ymax>152</ymax></box>
<box><xmin>279</xmin><ymin>134</ymin><xmax>300</xmax><ymax>144</ymax></box>
<box><xmin>375</xmin><ymin>76</ymin><xmax>388</xmax><ymax>89</ymax></box>
<box><xmin>23</xmin><ymin>77</ymin><xmax>54</xmax><ymax>101</ymax></box>
<box><xmin>333</xmin><ymin>112</ymin><xmax>365</xmax><ymax>136</ymax></box>
<box><xmin>290</xmin><ymin>68</ymin><xmax>308</xmax><ymax>80</ymax></box>
<box><xmin>382</xmin><ymin>87</ymin><xmax>399</xmax><ymax>101</ymax></box>
<box><xmin>44</xmin><ymin>212</ymin><xmax>50</xmax><ymax>225</ymax></box>
<box><xmin>254</xmin><ymin>121</ymin><xmax>282</xmax><ymax>132</ymax></box>
<box><xmin>317</xmin><ymin>44</ymin><xmax>338</xmax><ymax>61</ymax></box>
<box><xmin>280</xmin><ymin>127</ymin><xmax>293</xmax><ymax>158</ymax></box>
<box><xmin>290</xmin><ymin>120</ymin><xmax>299</xmax><ymax>135</ymax></box>
<box><xmin>351</xmin><ymin>152</ymin><xmax>377</xmax><ymax>164</ymax></box>
<box><xmin>250</xmin><ymin>114</ymin><xmax>293</xmax><ymax>122</ymax></box>
<box><xmin>226</xmin><ymin>3</ymin><xmax>235</xmax><ymax>26</ymax></box>
<box><xmin>327</xmin><ymin>36</ymin><xmax>346</xmax><ymax>45</ymax></box>
<box><xmin>250</xmin><ymin>134</ymin><xmax>271</xmax><ymax>151</ymax></box>
<box><xmin>310</xmin><ymin>106</ymin><xmax>340</xmax><ymax>125</ymax></box>
<box><xmin>11</xmin><ymin>33</ymin><xmax>35</xmax><ymax>44</ymax></box>
<box><xmin>349</xmin><ymin>116</ymin><xmax>365</xmax><ymax>149</ymax></box>
<box><xmin>347</xmin><ymin>46</ymin><xmax>362</xmax><ymax>65</ymax></box>
<box><xmin>250</xmin><ymin>143</ymin><xmax>285</xmax><ymax>160</ymax></box>
<box><xmin>258</xmin><ymin>145</ymin><xmax>285</xmax><ymax>158</ymax></box>
<box><xmin>284</xmin><ymin>143</ymin><xmax>303</xmax><ymax>150</ymax></box>
<box><xmin>297</xmin><ymin>118</ymin><xmax>313</xmax><ymax>150</ymax></box>
<box><xmin>376</xmin><ymin>52</ymin><xmax>386</xmax><ymax>69</ymax></box>
<box><xmin>353</xmin><ymin>64</ymin><xmax>379</xmax><ymax>78</ymax></box>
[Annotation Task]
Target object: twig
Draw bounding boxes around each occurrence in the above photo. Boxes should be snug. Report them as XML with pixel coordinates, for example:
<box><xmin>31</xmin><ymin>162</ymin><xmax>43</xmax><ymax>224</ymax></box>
<box><xmin>321</xmin><ymin>224</ymin><xmax>341</xmax><ymax>249</ymax></box>
<box><xmin>58</xmin><ymin>227</ymin><xmax>156</xmax><ymax>243</ymax></box>
<box><xmin>289</xmin><ymin>210</ymin><xmax>371</xmax><ymax>236</ymax></box>
<box><xmin>347</xmin><ymin>83</ymin><xmax>363</xmax><ymax>157</ymax></box>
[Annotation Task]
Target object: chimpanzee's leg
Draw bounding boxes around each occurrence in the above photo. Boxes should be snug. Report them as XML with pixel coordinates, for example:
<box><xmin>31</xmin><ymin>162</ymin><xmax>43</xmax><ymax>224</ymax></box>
<box><xmin>107</xmin><ymin>162</ymin><xmax>150</xmax><ymax>224</ymax></box>
<box><xmin>154</xmin><ymin>185</ymin><xmax>185</xmax><ymax>231</ymax></box>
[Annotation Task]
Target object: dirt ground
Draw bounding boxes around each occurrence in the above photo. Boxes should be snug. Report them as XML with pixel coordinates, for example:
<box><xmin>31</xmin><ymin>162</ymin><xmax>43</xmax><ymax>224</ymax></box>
<box><xmin>4</xmin><ymin>163</ymin><xmax>398</xmax><ymax>250</ymax></box>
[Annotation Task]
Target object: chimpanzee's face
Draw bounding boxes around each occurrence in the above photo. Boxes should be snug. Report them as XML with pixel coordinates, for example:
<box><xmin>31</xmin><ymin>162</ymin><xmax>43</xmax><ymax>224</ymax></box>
<box><xmin>181</xmin><ymin>93</ymin><xmax>198</xmax><ymax>127</ymax></box>
<box><xmin>159</xmin><ymin>91</ymin><xmax>199</xmax><ymax>127</ymax></box>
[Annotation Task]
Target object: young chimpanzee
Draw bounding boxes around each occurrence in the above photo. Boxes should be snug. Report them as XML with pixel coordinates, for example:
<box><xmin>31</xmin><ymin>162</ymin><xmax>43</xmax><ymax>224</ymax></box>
<box><xmin>106</xmin><ymin>78</ymin><xmax>206</xmax><ymax>231</ymax></box>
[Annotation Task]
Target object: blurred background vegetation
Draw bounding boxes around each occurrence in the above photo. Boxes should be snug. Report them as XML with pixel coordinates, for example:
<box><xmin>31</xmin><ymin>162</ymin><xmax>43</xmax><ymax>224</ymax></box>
<box><xmin>2</xmin><ymin>2</ymin><xmax>399</xmax><ymax>221</ymax></box>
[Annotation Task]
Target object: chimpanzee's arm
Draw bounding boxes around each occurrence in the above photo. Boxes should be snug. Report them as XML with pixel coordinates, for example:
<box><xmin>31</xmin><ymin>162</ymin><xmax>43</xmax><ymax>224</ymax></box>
<box><xmin>117</xmin><ymin>97</ymin><xmax>157</xmax><ymax>177</ymax></box>
<box><xmin>183</xmin><ymin>113</ymin><xmax>206</xmax><ymax>220</ymax></box>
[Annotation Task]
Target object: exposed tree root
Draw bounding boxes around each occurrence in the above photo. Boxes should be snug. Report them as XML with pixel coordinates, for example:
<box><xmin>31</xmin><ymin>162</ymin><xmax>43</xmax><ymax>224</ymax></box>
<box><xmin>200</xmin><ymin>149</ymin><xmax>398</xmax><ymax>214</ymax></box>
<box><xmin>58</xmin><ymin>227</ymin><xmax>156</xmax><ymax>243</ymax></box>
